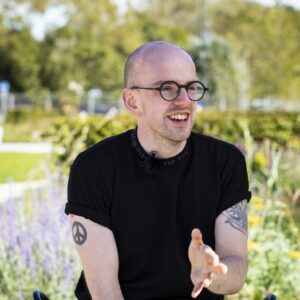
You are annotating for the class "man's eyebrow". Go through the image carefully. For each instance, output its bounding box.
[152,80,166,86]
[152,79,197,86]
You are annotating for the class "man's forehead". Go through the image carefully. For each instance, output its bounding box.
[126,42,196,86]
[140,46,190,63]
[144,50,195,74]
[138,49,195,76]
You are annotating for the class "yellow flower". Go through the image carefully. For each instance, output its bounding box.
[250,203,265,211]
[248,242,260,251]
[254,152,267,168]
[251,195,264,204]
[248,213,263,227]
[286,250,300,260]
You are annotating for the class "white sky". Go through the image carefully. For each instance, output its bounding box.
[254,0,300,8]
[29,0,300,40]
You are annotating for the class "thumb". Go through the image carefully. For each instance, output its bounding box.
[191,228,203,247]
[191,282,204,298]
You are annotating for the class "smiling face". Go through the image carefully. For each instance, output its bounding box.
[124,43,197,149]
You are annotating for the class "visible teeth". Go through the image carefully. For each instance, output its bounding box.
[169,114,188,120]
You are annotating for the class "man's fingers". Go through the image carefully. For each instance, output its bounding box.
[203,248,228,274]
[209,261,228,275]
[216,262,228,274]
[191,274,213,298]
[191,228,203,246]
[202,274,212,287]
[205,248,219,267]
[191,281,204,298]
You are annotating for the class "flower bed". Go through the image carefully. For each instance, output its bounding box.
[0,174,81,300]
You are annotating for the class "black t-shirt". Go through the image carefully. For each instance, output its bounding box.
[65,129,251,300]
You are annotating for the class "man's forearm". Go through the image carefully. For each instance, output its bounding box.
[92,292,124,300]
[89,286,124,300]
[84,271,124,300]
[207,255,248,295]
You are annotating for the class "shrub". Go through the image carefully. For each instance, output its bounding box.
[242,196,300,299]
[42,110,300,168]
[3,108,62,142]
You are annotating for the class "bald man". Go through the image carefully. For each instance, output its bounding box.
[66,41,251,300]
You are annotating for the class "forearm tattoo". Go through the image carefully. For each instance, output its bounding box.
[222,200,248,235]
[72,221,88,245]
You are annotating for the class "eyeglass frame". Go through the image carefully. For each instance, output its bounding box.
[130,80,209,101]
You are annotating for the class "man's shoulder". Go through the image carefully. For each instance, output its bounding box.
[191,132,245,159]
[72,129,132,168]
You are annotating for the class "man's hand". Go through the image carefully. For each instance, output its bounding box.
[188,228,228,298]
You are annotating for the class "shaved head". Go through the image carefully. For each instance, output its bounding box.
[124,41,195,88]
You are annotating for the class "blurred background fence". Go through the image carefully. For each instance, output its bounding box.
[1,91,300,120]
[0,91,120,116]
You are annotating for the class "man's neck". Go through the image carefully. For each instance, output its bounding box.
[137,127,187,159]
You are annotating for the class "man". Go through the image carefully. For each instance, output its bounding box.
[65,41,251,300]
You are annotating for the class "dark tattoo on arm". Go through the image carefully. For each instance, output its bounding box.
[222,200,248,235]
[72,221,88,245]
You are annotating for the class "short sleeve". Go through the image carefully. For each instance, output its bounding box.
[65,159,112,230]
[217,153,251,216]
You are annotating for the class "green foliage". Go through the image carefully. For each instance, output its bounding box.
[244,197,300,299]
[39,0,121,92]
[41,111,136,168]
[5,108,50,123]
[226,196,300,300]
[1,0,300,104]
[132,11,189,46]
[194,110,300,148]
[226,128,300,299]
[42,110,300,168]
[0,27,41,92]
[188,37,243,108]
[3,108,62,142]
[37,0,190,96]
[145,0,211,36]
[210,0,300,100]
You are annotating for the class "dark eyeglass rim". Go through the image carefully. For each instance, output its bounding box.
[130,80,209,101]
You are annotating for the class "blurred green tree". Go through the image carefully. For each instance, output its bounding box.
[0,26,41,91]
[210,0,300,101]
[1,0,300,105]
[39,0,189,93]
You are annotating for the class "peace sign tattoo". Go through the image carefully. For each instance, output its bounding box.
[72,221,87,245]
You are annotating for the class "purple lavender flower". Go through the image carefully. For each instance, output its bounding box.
[1,170,80,299]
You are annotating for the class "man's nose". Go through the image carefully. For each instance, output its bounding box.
[174,87,191,105]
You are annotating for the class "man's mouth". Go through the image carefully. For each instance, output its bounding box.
[167,113,188,121]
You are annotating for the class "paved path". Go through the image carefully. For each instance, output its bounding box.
[0,142,52,153]
[0,179,49,203]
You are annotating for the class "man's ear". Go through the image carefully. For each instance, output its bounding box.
[122,89,142,116]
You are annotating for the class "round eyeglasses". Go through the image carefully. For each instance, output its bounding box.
[130,80,209,101]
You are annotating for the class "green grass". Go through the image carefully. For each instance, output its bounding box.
[0,153,48,183]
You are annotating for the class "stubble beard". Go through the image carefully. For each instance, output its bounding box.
[155,119,193,145]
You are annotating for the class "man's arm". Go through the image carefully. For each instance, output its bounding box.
[207,199,248,294]
[189,200,248,297]
[70,214,124,300]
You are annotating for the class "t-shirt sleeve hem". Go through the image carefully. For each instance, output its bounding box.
[65,203,112,230]
[217,190,251,216]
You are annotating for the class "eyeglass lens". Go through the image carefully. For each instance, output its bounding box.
[160,82,205,101]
